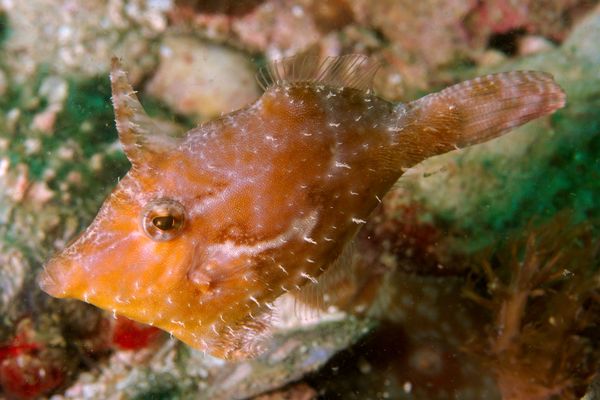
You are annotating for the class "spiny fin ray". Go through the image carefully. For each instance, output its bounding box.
[110,57,178,166]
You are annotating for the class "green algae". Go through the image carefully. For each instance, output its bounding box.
[0,70,129,208]
[0,12,9,46]
[401,11,600,255]
[131,381,183,400]
[405,118,600,255]
[462,116,600,237]
[0,70,129,336]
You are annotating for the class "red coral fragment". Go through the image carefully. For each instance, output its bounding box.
[0,355,64,400]
[111,315,163,351]
[0,319,64,399]
[0,343,39,361]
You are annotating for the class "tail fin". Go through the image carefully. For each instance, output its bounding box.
[396,71,566,166]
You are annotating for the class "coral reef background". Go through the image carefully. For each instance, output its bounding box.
[0,0,598,399]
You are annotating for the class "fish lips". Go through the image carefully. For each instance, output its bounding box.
[38,255,74,298]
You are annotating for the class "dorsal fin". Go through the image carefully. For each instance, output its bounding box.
[110,57,179,166]
[257,54,380,92]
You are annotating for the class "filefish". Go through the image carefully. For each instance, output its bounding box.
[38,55,565,359]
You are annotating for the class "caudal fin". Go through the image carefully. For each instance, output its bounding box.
[397,71,566,166]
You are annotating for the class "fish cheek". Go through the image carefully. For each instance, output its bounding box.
[85,236,196,326]
[120,240,189,291]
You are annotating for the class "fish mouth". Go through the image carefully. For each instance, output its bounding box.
[37,258,70,298]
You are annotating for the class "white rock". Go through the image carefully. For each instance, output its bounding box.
[146,36,261,121]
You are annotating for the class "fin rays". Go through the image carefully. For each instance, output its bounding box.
[395,70,566,167]
[257,54,380,92]
[210,308,274,360]
[292,240,357,318]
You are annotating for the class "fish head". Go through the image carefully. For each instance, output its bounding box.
[37,59,279,355]
[39,153,211,329]
[38,120,323,356]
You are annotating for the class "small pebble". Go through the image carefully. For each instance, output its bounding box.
[146,36,260,120]
[518,35,556,56]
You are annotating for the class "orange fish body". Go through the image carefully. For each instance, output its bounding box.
[39,55,565,359]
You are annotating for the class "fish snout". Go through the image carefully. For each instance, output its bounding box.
[38,253,81,299]
[38,264,64,298]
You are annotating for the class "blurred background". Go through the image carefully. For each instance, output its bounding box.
[0,0,599,399]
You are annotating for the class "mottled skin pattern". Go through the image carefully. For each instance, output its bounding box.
[39,56,565,359]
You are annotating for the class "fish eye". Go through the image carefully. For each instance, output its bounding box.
[141,198,185,241]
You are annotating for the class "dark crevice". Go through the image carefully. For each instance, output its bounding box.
[487,28,527,56]
[175,0,266,16]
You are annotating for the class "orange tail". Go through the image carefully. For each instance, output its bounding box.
[396,71,566,167]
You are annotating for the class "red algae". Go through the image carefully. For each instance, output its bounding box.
[464,215,600,399]
[0,355,64,400]
[0,319,64,399]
